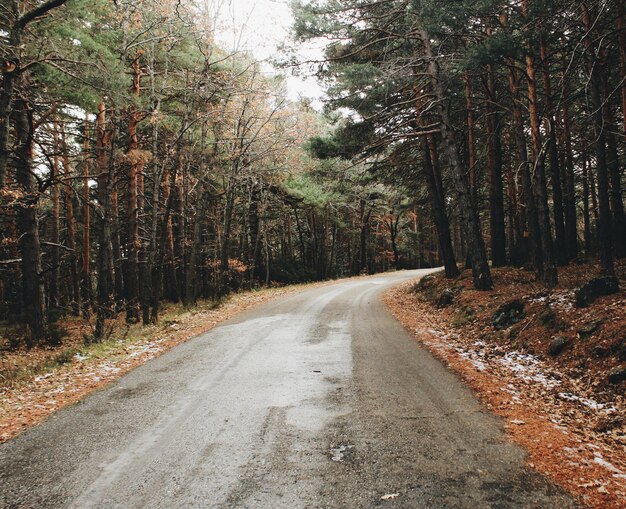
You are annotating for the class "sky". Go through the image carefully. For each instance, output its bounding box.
[210,0,325,104]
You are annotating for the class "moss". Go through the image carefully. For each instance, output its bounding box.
[538,308,556,328]
[452,306,475,327]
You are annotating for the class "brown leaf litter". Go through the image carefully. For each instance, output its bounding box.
[384,261,626,509]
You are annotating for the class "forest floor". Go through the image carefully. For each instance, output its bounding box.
[384,260,626,509]
[0,281,336,444]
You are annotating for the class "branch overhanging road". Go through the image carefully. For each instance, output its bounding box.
[1,269,577,508]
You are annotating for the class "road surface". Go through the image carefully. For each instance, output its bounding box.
[0,269,576,508]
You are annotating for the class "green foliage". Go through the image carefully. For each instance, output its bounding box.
[283,173,342,209]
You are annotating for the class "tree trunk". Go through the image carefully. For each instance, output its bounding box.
[248,182,264,283]
[81,118,92,313]
[603,99,626,257]
[582,2,615,276]
[173,162,186,299]
[582,154,593,256]
[50,122,61,308]
[464,74,477,203]
[221,168,237,273]
[419,133,460,278]
[617,0,626,139]
[560,69,579,261]
[484,65,506,267]
[540,36,567,265]
[124,52,142,323]
[184,194,206,306]
[14,98,47,344]
[419,29,492,290]
[359,199,370,274]
[0,3,20,190]
[60,123,81,314]
[162,159,178,301]
[522,0,558,286]
[94,102,113,341]
[500,12,540,270]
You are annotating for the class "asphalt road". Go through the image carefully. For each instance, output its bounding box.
[0,269,577,508]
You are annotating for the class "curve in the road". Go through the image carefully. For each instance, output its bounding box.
[0,269,577,508]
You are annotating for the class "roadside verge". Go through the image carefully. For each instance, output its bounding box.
[383,266,625,509]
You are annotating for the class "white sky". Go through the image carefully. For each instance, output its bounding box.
[209,0,325,104]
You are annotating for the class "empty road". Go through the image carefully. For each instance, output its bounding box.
[0,269,576,508]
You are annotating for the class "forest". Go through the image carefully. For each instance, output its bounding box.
[0,0,624,347]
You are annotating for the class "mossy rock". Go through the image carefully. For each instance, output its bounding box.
[608,366,626,384]
[436,289,454,308]
[577,319,604,339]
[452,306,475,327]
[575,276,619,307]
[548,336,569,356]
[539,308,556,328]
[492,299,525,330]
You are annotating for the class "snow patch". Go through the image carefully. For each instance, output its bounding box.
[557,392,617,413]
[593,452,626,478]
[128,344,163,358]
[497,352,561,388]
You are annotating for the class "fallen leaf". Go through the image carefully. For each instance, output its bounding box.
[381,493,399,501]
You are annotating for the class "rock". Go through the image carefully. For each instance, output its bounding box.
[538,308,556,328]
[492,299,525,330]
[436,289,454,308]
[608,366,626,384]
[549,336,569,356]
[414,274,436,291]
[616,340,626,362]
[577,319,604,339]
[592,345,609,358]
[575,276,619,307]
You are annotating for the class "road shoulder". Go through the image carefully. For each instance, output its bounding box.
[383,268,626,509]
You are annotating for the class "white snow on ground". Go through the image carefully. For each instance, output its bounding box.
[557,392,617,413]
[549,291,575,311]
[456,341,489,371]
[83,362,122,382]
[415,327,618,417]
[128,342,164,358]
[528,291,574,311]
[593,452,626,478]
[497,352,561,388]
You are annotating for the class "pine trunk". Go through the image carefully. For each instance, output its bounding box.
[617,0,626,139]
[94,102,113,341]
[522,0,558,286]
[50,122,61,307]
[419,131,459,278]
[582,3,615,276]
[125,51,142,323]
[15,98,47,344]
[540,37,568,266]
[500,12,539,269]
[419,29,492,290]
[485,65,506,267]
[81,119,91,311]
[560,71,579,261]
[60,123,81,314]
